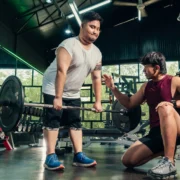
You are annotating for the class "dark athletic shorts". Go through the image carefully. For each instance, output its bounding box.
[139,126,180,154]
[43,93,82,129]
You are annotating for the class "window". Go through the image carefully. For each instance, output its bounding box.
[120,64,138,76]
[0,69,15,85]
[166,61,179,76]
[17,69,32,86]
[33,71,43,86]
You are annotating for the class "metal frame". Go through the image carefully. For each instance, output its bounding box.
[15,0,92,35]
[16,0,67,35]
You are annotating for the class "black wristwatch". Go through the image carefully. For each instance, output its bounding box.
[171,100,177,108]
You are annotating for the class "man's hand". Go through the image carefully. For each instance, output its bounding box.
[93,101,103,113]
[155,101,173,111]
[53,97,63,110]
[102,74,115,90]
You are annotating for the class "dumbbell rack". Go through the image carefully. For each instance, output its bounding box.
[8,106,44,148]
[19,106,44,148]
[17,106,44,133]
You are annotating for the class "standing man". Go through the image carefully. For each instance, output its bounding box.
[103,52,180,179]
[42,11,103,170]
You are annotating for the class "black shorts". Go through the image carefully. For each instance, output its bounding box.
[43,93,82,129]
[139,126,180,154]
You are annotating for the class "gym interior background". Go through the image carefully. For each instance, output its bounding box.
[0,0,180,180]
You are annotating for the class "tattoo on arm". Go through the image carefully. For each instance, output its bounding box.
[94,63,102,71]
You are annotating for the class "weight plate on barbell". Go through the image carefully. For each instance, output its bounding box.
[0,76,24,132]
[112,99,141,132]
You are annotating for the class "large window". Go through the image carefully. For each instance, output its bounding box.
[102,65,119,83]
[120,64,138,76]
[17,69,33,86]
[24,87,42,103]
[33,71,43,86]
[0,69,15,85]
[139,64,147,82]
[166,61,179,75]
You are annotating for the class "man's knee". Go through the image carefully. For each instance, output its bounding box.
[69,121,82,130]
[157,104,174,118]
[43,127,59,131]
[121,153,137,168]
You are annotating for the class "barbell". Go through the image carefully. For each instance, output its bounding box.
[0,75,142,133]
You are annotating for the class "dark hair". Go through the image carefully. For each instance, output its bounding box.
[140,52,167,74]
[82,11,103,25]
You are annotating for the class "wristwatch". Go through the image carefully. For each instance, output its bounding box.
[171,100,177,108]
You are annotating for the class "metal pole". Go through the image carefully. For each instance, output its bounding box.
[24,102,126,114]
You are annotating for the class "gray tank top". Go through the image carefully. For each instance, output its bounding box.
[42,36,102,98]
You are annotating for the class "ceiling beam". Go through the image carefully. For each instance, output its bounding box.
[38,0,59,28]
[16,0,65,19]
[18,17,64,35]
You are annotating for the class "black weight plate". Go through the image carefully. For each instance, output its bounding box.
[0,76,24,132]
[112,99,141,132]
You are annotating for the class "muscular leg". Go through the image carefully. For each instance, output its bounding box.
[69,129,82,153]
[43,94,62,155]
[157,105,180,163]
[43,128,64,170]
[70,128,97,167]
[43,129,59,155]
[121,140,163,168]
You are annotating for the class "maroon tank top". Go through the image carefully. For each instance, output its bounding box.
[144,75,173,128]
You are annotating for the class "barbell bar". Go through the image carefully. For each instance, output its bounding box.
[24,102,128,114]
[0,97,128,114]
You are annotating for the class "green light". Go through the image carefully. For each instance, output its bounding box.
[0,44,43,75]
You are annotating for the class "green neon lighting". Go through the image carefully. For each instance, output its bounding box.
[0,44,43,75]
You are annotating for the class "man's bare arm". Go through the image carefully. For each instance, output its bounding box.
[91,62,102,103]
[55,47,72,98]
[172,76,180,108]
[102,74,147,109]
[110,83,147,109]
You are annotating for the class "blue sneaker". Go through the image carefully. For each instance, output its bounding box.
[73,152,97,167]
[44,153,65,170]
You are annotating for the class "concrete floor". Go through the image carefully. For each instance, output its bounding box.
[0,143,179,180]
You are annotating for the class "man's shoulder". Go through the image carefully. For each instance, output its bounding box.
[166,74,173,78]
[61,36,77,44]
[92,43,101,54]
[172,75,180,83]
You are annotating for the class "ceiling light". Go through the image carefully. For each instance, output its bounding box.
[68,0,82,26]
[46,0,52,3]
[67,0,112,19]
[138,10,141,21]
[65,29,71,34]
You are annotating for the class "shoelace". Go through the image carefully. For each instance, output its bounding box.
[153,158,168,169]
[53,154,59,161]
[79,153,87,160]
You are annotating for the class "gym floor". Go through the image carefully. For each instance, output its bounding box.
[0,144,180,180]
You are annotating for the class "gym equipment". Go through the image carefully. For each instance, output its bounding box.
[0,76,24,132]
[112,99,141,132]
[55,119,149,154]
[0,75,142,133]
